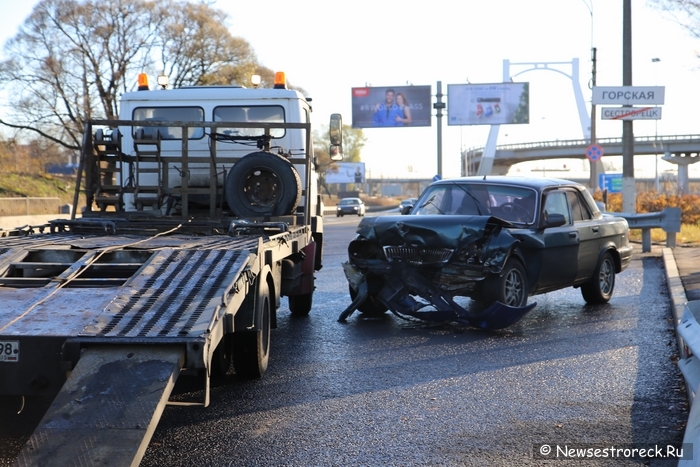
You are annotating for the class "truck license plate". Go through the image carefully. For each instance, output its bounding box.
[0,341,19,362]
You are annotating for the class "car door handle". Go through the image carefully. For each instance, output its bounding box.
[592,226,599,233]
[569,232,578,239]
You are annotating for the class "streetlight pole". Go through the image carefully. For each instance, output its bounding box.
[652,57,661,192]
[434,81,445,178]
[590,47,598,189]
[581,0,599,190]
[622,0,636,214]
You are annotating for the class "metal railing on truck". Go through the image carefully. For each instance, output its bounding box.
[76,119,313,221]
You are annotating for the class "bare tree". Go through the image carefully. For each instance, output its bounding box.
[159,1,256,88]
[649,0,700,41]
[0,0,165,149]
[0,0,260,150]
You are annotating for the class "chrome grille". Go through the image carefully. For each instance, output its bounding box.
[383,246,453,265]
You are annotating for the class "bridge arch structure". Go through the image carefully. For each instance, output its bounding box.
[475,59,592,177]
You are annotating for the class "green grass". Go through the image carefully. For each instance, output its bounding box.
[0,173,77,204]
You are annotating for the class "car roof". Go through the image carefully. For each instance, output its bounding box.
[430,175,583,192]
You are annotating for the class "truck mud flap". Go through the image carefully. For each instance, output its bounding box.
[14,345,183,467]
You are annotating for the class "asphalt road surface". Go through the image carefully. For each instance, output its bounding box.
[0,212,689,466]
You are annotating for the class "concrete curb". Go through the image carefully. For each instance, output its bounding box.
[664,247,690,358]
[663,247,700,466]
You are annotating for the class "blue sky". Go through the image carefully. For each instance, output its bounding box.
[2,0,699,178]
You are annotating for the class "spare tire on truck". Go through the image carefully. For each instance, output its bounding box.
[225,151,302,217]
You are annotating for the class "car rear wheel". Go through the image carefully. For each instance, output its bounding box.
[581,252,615,304]
[349,285,388,317]
[481,258,528,307]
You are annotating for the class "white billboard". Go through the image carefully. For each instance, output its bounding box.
[325,162,365,184]
[447,82,529,126]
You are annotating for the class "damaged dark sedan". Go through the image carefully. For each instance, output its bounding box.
[339,176,633,329]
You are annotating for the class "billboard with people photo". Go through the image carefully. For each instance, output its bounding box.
[447,83,529,126]
[351,85,431,128]
[325,162,366,184]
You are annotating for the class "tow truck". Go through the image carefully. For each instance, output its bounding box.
[0,71,343,466]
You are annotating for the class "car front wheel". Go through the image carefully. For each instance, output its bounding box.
[349,285,388,317]
[581,252,616,304]
[481,258,528,307]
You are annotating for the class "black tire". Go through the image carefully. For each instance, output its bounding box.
[225,151,301,217]
[581,252,616,304]
[349,284,388,317]
[232,280,271,378]
[481,257,528,307]
[289,293,313,316]
[210,335,232,378]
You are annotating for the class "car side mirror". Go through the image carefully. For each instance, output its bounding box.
[544,212,567,228]
[400,205,412,215]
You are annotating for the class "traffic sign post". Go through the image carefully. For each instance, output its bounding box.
[592,86,665,105]
[601,106,661,120]
[586,144,604,162]
[598,173,622,193]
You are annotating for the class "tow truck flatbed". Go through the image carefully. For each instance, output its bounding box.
[1,79,345,465]
[0,218,311,466]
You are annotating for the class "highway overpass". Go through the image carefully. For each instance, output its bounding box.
[463,134,700,177]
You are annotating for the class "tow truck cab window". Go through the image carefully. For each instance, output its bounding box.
[213,105,285,138]
[133,107,205,139]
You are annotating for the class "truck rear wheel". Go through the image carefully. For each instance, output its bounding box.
[233,280,271,378]
[288,293,313,316]
[225,151,301,217]
[210,335,232,378]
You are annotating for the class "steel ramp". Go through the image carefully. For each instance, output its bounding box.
[14,345,183,467]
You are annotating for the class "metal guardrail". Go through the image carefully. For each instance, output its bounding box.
[675,301,700,466]
[616,207,681,253]
[0,197,63,216]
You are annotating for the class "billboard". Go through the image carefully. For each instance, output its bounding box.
[447,83,529,126]
[351,85,432,128]
[325,162,365,184]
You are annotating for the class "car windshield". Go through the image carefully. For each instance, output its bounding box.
[412,183,537,223]
[340,199,360,206]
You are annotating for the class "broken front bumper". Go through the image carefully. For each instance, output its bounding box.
[339,262,535,330]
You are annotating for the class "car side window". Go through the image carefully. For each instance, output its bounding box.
[567,191,592,222]
[543,192,571,225]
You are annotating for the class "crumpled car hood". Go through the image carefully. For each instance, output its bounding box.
[340,214,535,329]
[355,214,512,248]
